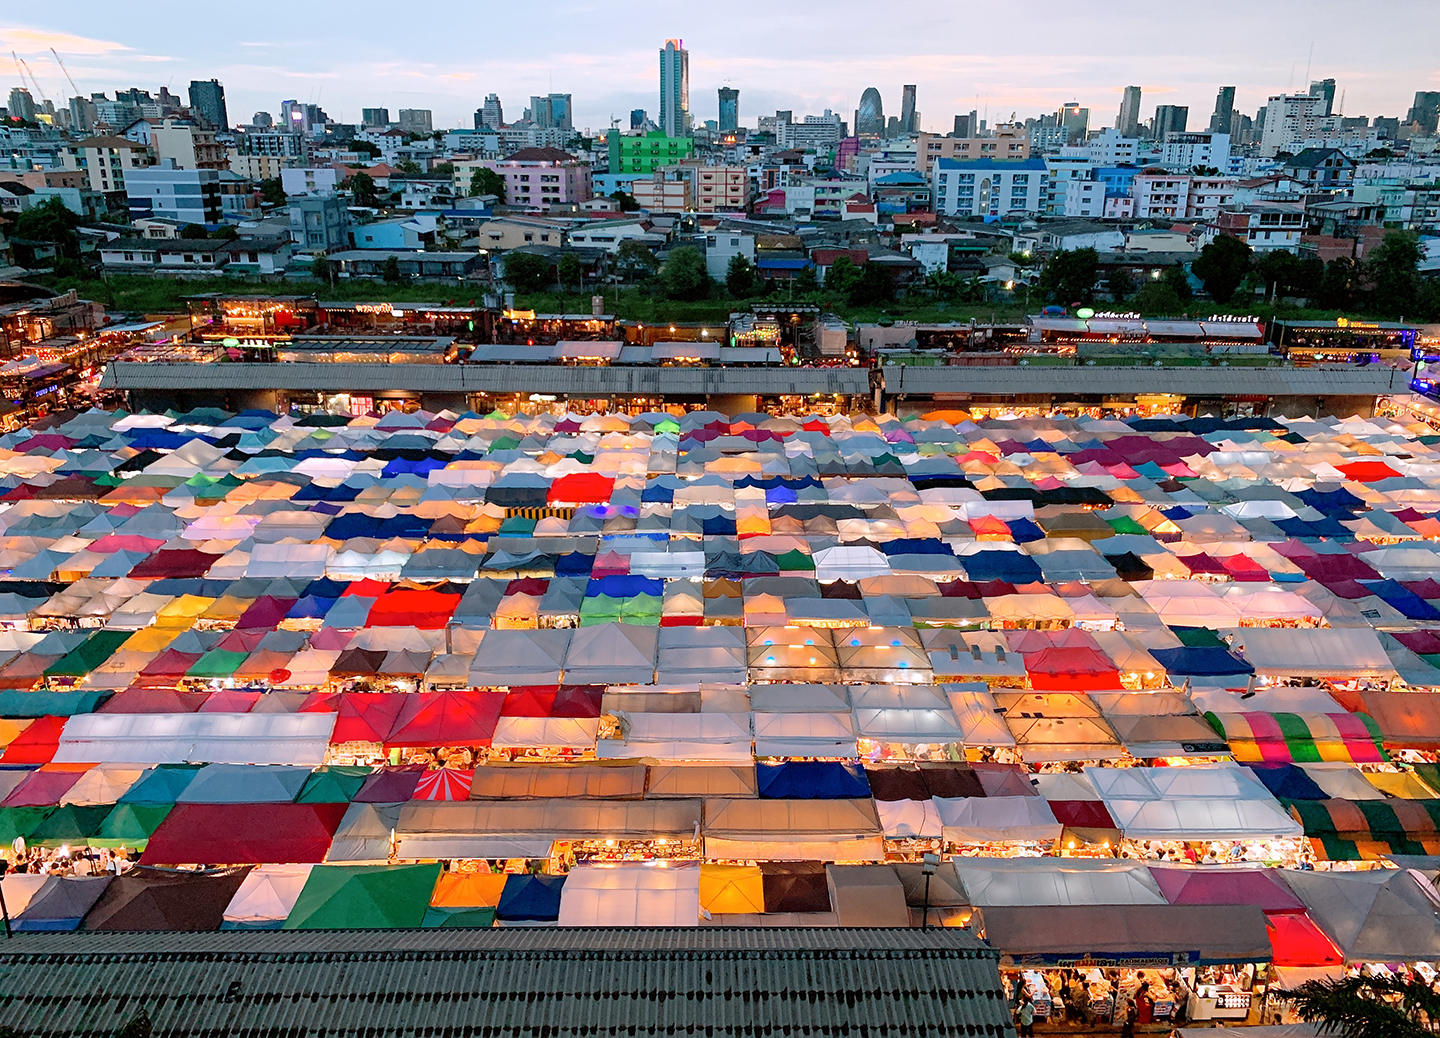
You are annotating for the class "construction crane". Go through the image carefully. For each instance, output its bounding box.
[50,48,81,100]
[10,52,49,106]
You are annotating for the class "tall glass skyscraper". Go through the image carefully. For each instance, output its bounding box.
[188,79,229,130]
[659,39,690,137]
[718,87,739,133]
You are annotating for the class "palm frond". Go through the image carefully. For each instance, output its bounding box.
[1282,976,1438,1038]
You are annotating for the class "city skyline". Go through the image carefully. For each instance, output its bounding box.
[4,0,1437,132]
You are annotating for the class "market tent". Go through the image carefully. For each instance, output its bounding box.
[81,865,251,931]
[825,864,909,926]
[384,691,504,747]
[496,874,566,922]
[751,710,857,758]
[655,626,746,685]
[561,623,658,685]
[933,797,1063,844]
[54,712,336,766]
[1264,910,1346,967]
[955,857,1165,906]
[13,876,113,931]
[698,864,765,915]
[597,712,753,762]
[222,863,315,929]
[850,684,964,744]
[468,629,572,686]
[975,903,1273,965]
[140,802,348,864]
[1227,628,1398,680]
[556,864,701,926]
[323,802,403,863]
[394,799,702,859]
[645,765,757,799]
[756,762,870,800]
[702,798,885,861]
[1149,866,1305,911]
[1354,692,1440,751]
[1282,868,1440,963]
[465,763,647,800]
[283,862,442,929]
[1084,763,1304,841]
[993,692,1123,761]
[1206,712,1388,764]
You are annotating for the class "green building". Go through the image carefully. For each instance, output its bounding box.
[609,131,695,174]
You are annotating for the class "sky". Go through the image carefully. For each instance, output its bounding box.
[5,1,1438,134]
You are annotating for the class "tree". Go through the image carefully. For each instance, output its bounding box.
[14,197,82,257]
[310,255,332,284]
[793,265,819,294]
[557,252,583,290]
[1365,230,1425,318]
[1163,262,1193,303]
[1317,257,1356,309]
[395,159,422,176]
[349,172,378,207]
[211,225,239,240]
[351,140,380,158]
[1287,974,1440,1038]
[382,255,402,283]
[614,240,659,280]
[258,178,285,206]
[431,162,454,178]
[824,256,862,297]
[469,168,506,201]
[1190,165,1221,176]
[610,190,640,212]
[660,245,712,301]
[1038,247,1100,305]
[1106,268,1136,302]
[725,254,757,298]
[1191,235,1252,302]
[848,262,895,306]
[1255,249,1322,300]
[179,223,209,239]
[1131,278,1184,316]
[503,251,553,294]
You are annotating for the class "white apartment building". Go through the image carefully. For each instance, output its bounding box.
[1086,128,1143,166]
[1161,132,1231,172]
[1063,179,1107,217]
[631,170,693,213]
[1043,154,1092,215]
[64,135,153,193]
[280,168,340,197]
[1133,172,1237,220]
[1260,95,1326,157]
[694,166,748,212]
[699,231,756,279]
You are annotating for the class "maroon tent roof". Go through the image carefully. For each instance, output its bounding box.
[140,803,349,865]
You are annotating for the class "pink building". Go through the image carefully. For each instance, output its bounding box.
[484,147,591,208]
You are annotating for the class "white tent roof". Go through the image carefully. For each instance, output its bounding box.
[490,716,601,750]
[955,857,1166,906]
[752,711,857,758]
[556,864,701,927]
[1226,627,1398,679]
[563,623,658,685]
[54,711,336,766]
[223,863,315,923]
[246,543,333,580]
[876,799,942,838]
[933,795,1063,844]
[468,629,572,686]
[655,626,746,685]
[702,798,884,861]
[1084,762,1303,840]
[597,712,753,762]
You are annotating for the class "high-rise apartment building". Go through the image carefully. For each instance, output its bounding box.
[527,94,572,131]
[630,109,647,130]
[7,88,36,123]
[187,80,229,130]
[1152,105,1188,140]
[717,87,739,134]
[397,109,433,135]
[1117,86,1142,137]
[1259,93,1325,156]
[1407,91,1440,135]
[1309,78,1337,117]
[659,39,690,137]
[900,85,918,133]
[361,108,390,128]
[1209,86,1235,134]
[1057,102,1089,142]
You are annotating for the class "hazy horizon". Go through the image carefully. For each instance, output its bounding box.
[6,0,1438,133]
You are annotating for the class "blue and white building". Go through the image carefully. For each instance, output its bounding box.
[932,158,1047,219]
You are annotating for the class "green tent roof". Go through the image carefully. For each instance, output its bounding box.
[90,803,173,849]
[44,630,132,679]
[295,766,372,804]
[0,806,54,843]
[186,649,251,679]
[119,765,205,805]
[27,804,113,848]
[284,863,442,930]
[422,905,496,928]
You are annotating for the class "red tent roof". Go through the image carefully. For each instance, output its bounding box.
[501,688,556,718]
[1149,866,1305,911]
[1,765,88,807]
[385,690,504,747]
[1265,909,1345,967]
[140,802,348,865]
[304,691,408,744]
[547,473,615,505]
[1337,461,1401,483]
[0,715,66,764]
[1047,800,1117,831]
[551,685,604,718]
[98,689,210,714]
[365,588,462,629]
[1022,647,1121,691]
[126,548,219,579]
[411,768,474,801]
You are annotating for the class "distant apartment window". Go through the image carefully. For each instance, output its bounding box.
[184,254,195,262]
[123,252,134,261]
[524,234,533,241]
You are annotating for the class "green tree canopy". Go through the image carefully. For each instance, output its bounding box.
[614,240,659,280]
[310,255,332,284]
[179,223,209,239]
[504,251,553,294]
[1163,262,1193,303]
[725,254,757,298]
[610,190,640,212]
[14,197,82,257]
[1106,267,1136,302]
[825,256,862,297]
[660,245,712,301]
[469,168,506,201]
[348,171,378,207]
[381,255,402,283]
[1365,230,1424,318]
[557,252,583,290]
[792,265,819,294]
[258,178,286,206]
[848,262,895,306]
[1317,257,1356,310]
[1038,247,1099,305]
[1191,234,1251,303]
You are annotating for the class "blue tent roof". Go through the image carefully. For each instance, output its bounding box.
[1150,646,1254,677]
[496,874,565,922]
[1246,764,1329,801]
[757,761,871,800]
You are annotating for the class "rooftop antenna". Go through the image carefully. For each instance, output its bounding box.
[1303,42,1313,90]
[50,49,81,99]
[1337,89,1345,116]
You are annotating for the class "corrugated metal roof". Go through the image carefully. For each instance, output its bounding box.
[882,364,1408,397]
[102,362,871,397]
[0,927,1014,1037]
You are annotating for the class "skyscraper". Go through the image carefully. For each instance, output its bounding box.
[953,110,978,138]
[7,88,35,123]
[361,108,390,128]
[478,94,503,130]
[1407,91,1440,135]
[1209,86,1235,134]
[1057,102,1089,142]
[659,39,690,137]
[854,88,885,137]
[1309,78,1337,117]
[630,109,647,130]
[1152,104,1188,140]
[1117,86,1142,137]
[717,87,739,134]
[187,79,229,130]
[528,94,572,131]
[900,85,918,133]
